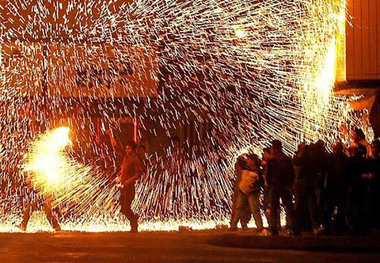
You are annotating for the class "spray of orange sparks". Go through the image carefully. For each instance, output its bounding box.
[0,0,365,232]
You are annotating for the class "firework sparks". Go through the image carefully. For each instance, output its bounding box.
[0,0,362,232]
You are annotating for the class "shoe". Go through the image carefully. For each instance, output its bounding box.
[18,224,26,232]
[258,229,268,236]
[253,228,264,232]
[53,225,62,232]
[229,226,238,231]
[313,226,324,235]
[270,229,279,236]
[130,221,138,233]
[241,224,249,230]
[130,227,138,233]
[288,230,300,236]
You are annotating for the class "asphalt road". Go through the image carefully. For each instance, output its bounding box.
[0,230,379,262]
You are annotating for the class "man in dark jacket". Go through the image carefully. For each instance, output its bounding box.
[267,140,298,236]
[294,143,323,234]
[347,145,369,235]
[325,141,349,234]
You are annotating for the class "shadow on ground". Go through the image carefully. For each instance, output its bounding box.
[208,229,380,252]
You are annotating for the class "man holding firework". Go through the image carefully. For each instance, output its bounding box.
[108,131,143,233]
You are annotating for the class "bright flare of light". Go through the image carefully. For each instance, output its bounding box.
[235,28,246,39]
[335,0,347,82]
[317,38,336,103]
[52,127,71,148]
[24,127,72,194]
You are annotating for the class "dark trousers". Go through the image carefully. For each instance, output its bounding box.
[324,187,347,233]
[263,185,282,228]
[348,189,369,234]
[295,183,320,229]
[120,186,138,225]
[21,199,60,229]
[269,185,298,234]
[231,190,263,230]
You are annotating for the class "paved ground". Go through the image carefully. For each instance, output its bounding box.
[0,229,379,262]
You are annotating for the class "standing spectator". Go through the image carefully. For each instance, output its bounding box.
[351,128,371,158]
[347,145,369,235]
[294,143,323,234]
[367,140,380,228]
[325,141,349,234]
[266,140,299,236]
[230,154,264,233]
[313,140,329,229]
[230,155,251,229]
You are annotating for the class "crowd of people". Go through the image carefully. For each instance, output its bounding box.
[231,128,380,236]
[9,124,379,235]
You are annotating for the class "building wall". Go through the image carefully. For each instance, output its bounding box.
[0,42,158,98]
[346,0,380,80]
